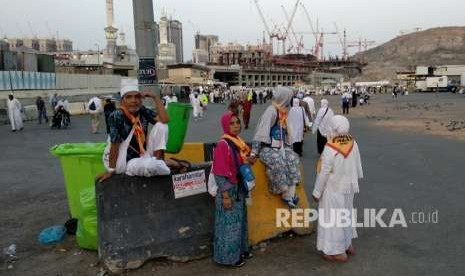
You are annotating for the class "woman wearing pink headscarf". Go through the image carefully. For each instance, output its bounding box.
[212,112,256,267]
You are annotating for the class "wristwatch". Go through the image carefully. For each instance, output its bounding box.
[107,168,116,173]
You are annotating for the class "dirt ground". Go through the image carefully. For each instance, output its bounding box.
[1,94,465,276]
[347,92,465,141]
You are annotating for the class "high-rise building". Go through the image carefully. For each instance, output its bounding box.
[169,20,183,63]
[23,38,40,51]
[8,39,24,51]
[158,16,183,64]
[193,34,218,64]
[192,49,208,64]
[8,37,72,53]
[157,16,177,67]
[56,39,73,52]
[38,39,57,52]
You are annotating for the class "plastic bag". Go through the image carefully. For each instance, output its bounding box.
[76,187,98,250]
[38,226,66,245]
[207,170,218,197]
[126,155,171,177]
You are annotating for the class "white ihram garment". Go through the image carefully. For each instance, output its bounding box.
[288,102,309,144]
[103,123,170,177]
[192,98,202,118]
[302,96,316,117]
[7,98,23,131]
[313,140,363,255]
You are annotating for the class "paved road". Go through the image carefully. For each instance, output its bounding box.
[1,94,464,275]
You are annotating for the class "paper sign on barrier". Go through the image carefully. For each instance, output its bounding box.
[172,170,207,199]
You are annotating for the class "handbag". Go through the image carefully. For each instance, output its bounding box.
[226,140,256,193]
[270,111,287,148]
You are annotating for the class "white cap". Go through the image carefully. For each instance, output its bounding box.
[120,78,139,98]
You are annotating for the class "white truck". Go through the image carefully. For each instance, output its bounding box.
[417,76,448,92]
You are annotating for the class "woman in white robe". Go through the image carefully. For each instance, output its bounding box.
[313,115,363,263]
[7,94,24,132]
[312,99,334,154]
[288,98,309,156]
[191,94,202,120]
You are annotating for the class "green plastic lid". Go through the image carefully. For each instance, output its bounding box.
[50,143,106,157]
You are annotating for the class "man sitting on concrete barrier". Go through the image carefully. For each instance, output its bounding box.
[99,79,182,182]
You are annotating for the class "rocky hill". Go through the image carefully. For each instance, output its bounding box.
[353,26,465,81]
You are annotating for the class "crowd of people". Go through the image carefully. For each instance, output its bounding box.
[7,80,364,268]
[6,92,73,132]
[210,86,363,266]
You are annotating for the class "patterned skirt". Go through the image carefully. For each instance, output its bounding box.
[213,186,249,265]
[259,146,301,194]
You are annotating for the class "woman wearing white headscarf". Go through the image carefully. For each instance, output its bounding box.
[288,98,310,157]
[251,87,302,208]
[313,115,363,263]
[312,99,334,154]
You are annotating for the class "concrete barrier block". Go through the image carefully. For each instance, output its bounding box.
[97,164,214,274]
[247,162,312,245]
[68,102,87,115]
[165,143,206,164]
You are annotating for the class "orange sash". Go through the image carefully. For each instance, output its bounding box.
[326,135,354,158]
[316,135,354,173]
[120,106,146,156]
[272,103,288,129]
[222,134,251,163]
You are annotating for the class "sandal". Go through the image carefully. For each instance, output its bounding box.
[292,196,300,206]
[322,253,348,263]
[346,245,356,256]
[168,158,191,174]
[242,251,253,260]
[282,198,297,209]
[231,258,245,268]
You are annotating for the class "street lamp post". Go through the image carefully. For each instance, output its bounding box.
[94,43,100,74]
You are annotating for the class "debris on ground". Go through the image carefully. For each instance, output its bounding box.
[38,225,67,246]
[446,120,465,131]
[2,244,17,263]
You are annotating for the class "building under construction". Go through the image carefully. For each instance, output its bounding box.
[208,41,365,87]
[202,0,369,87]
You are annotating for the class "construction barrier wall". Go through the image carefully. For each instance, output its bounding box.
[0,71,121,91]
[97,142,312,273]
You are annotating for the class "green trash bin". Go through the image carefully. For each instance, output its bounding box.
[50,143,106,219]
[166,102,192,154]
[76,187,98,251]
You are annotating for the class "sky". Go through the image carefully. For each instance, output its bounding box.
[0,0,464,60]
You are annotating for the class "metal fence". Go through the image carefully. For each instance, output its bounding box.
[0,71,121,91]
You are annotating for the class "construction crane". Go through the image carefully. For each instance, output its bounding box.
[45,21,55,39]
[254,0,300,55]
[16,23,25,37]
[27,21,37,38]
[314,29,336,61]
[187,20,200,35]
[399,27,422,36]
[253,0,277,48]
[333,22,348,60]
[281,5,304,54]
[300,3,318,50]
[346,38,376,53]
[280,0,300,55]
[345,38,376,62]
[299,3,337,60]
